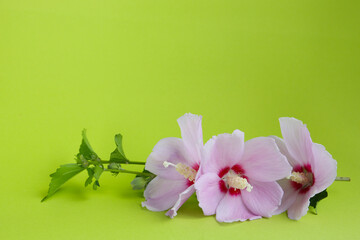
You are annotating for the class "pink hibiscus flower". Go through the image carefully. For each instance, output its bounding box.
[195,130,292,222]
[142,113,203,218]
[272,117,337,220]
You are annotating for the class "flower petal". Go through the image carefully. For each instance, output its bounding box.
[242,180,283,217]
[312,143,337,193]
[202,130,245,175]
[287,192,311,220]
[142,177,188,211]
[241,137,292,182]
[195,173,225,216]
[273,178,298,215]
[215,193,261,222]
[270,135,298,167]
[177,113,203,165]
[145,137,192,180]
[279,117,314,166]
[165,185,195,218]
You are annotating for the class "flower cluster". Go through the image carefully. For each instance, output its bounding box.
[142,113,337,222]
[43,113,342,223]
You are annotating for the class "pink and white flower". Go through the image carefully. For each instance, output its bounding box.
[142,113,203,218]
[195,130,292,222]
[272,117,337,220]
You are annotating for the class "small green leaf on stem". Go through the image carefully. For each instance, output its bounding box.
[85,167,94,187]
[42,163,85,202]
[92,165,103,190]
[309,189,328,214]
[93,180,100,190]
[109,134,129,164]
[76,129,98,163]
[93,165,103,180]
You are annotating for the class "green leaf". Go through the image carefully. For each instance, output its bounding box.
[309,189,328,214]
[85,167,94,187]
[109,134,129,163]
[42,163,85,202]
[93,180,100,190]
[91,165,103,190]
[93,165,103,180]
[76,129,98,163]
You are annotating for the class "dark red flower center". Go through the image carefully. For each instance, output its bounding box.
[186,164,199,186]
[217,164,251,196]
[290,164,315,194]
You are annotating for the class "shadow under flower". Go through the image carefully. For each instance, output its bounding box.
[171,194,206,219]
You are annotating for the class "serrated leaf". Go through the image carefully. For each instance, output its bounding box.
[85,168,94,187]
[76,129,98,162]
[309,189,328,213]
[42,163,85,202]
[109,134,129,163]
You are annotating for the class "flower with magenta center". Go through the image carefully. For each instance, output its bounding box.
[142,113,203,218]
[272,117,337,220]
[195,130,292,222]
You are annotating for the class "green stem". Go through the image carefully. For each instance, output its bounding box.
[105,169,154,177]
[123,161,146,165]
[88,160,146,165]
[335,177,350,181]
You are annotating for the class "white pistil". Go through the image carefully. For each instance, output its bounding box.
[163,161,176,168]
[225,172,253,192]
[290,172,308,184]
[163,161,197,182]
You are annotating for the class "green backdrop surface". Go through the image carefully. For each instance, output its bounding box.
[1,0,359,239]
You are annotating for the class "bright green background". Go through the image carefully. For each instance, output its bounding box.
[1,0,359,239]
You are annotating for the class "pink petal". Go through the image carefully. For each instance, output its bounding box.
[166,185,195,218]
[287,192,312,220]
[273,179,298,215]
[145,137,192,180]
[279,117,314,166]
[241,137,292,182]
[177,113,203,165]
[200,137,215,175]
[242,180,284,217]
[202,130,245,175]
[142,177,188,211]
[312,143,337,193]
[195,173,225,216]
[270,136,298,167]
[215,193,261,222]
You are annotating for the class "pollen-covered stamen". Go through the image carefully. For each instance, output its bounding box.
[225,171,253,192]
[163,161,197,182]
[290,172,308,185]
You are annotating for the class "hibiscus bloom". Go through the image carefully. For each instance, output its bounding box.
[142,113,203,218]
[195,130,292,222]
[272,117,337,220]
